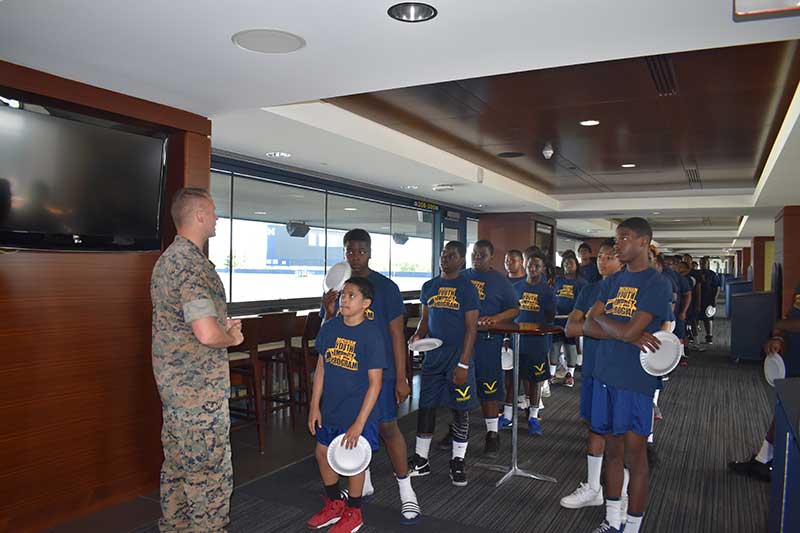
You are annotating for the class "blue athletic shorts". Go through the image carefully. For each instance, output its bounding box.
[674,319,686,340]
[377,376,398,423]
[580,376,594,422]
[590,381,653,437]
[419,346,478,411]
[316,422,380,451]
[520,349,551,383]
[474,335,504,401]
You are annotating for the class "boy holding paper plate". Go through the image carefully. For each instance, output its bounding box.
[307,277,384,532]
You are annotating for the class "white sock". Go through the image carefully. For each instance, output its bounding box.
[396,475,418,513]
[549,364,557,376]
[503,404,513,419]
[415,436,432,459]
[529,407,540,419]
[647,432,654,443]
[587,455,603,492]
[452,440,468,459]
[622,468,630,497]
[755,439,774,464]
[625,514,643,533]
[538,398,544,409]
[653,389,660,406]
[485,417,499,433]
[363,467,374,495]
[605,499,622,529]
[567,366,575,377]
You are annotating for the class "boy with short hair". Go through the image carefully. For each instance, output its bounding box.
[308,278,385,532]
[578,242,601,284]
[551,254,587,387]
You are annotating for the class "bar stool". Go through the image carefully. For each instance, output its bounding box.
[290,312,322,410]
[228,318,265,453]
[257,311,297,427]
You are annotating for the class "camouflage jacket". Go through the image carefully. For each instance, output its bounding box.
[151,235,230,408]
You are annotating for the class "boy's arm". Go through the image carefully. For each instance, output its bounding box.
[565,308,587,338]
[388,315,411,402]
[453,309,479,386]
[342,368,383,449]
[308,355,325,435]
[410,305,430,343]
[583,301,614,340]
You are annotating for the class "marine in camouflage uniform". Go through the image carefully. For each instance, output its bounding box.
[151,235,232,532]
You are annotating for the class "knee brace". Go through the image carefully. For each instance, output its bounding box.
[417,407,437,435]
[450,409,470,443]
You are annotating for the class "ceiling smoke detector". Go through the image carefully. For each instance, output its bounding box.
[232,29,306,54]
[542,143,554,160]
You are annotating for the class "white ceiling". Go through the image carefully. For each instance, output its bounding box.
[2,0,800,256]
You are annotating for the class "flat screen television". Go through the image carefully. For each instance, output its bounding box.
[0,103,166,250]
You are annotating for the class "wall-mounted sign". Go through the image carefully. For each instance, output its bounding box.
[414,200,439,211]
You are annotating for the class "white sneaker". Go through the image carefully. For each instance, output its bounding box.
[541,380,551,398]
[559,482,604,509]
[538,398,544,409]
[517,394,530,410]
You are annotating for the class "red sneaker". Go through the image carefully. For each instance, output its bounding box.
[329,506,363,533]
[307,497,345,530]
[564,373,575,388]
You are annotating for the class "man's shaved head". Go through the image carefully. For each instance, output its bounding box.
[171,188,213,229]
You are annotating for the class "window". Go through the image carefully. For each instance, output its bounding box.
[326,194,391,276]
[209,171,232,299]
[465,218,479,260]
[390,206,433,291]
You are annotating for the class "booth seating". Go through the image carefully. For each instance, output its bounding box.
[770,378,800,532]
[725,279,752,317]
[729,291,775,362]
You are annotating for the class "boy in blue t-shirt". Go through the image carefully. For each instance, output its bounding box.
[560,238,623,510]
[551,254,587,387]
[514,249,556,436]
[502,249,527,413]
[578,242,602,284]
[407,241,480,487]
[307,277,384,533]
[583,218,672,533]
[460,240,519,457]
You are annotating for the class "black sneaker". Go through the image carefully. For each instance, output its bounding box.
[437,430,453,451]
[728,455,772,482]
[705,335,713,344]
[449,458,468,487]
[483,431,500,457]
[408,453,431,477]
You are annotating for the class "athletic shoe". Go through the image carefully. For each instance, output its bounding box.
[307,497,345,529]
[564,372,575,388]
[408,453,431,477]
[728,455,772,482]
[541,380,551,398]
[538,398,544,409]
[329,506,363,533]
[527,417,542,436]
[498,415,513,430]
[400,499,422,525]
[449,458,468,486]
[517,394,530,411]
[590,520,624,532]
[705,335,713,344]
[339,488,373,503]
[437,431,452,451]
[483,431,500,457]
[560,482,604,509]
[653,404,663,421]
[679,356,689,367]
[549,376,564,386]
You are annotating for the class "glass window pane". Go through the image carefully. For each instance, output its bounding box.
[231,176,326,302]
[209,171,232,301]
[326,194,391,276]
[390,206,433,291]
[466,218,479,260]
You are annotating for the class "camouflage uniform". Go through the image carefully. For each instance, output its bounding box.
[151,236,232,532]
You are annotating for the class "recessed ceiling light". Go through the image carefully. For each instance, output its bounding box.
[266,151,291,158]
[653,211,661,215]
[401,185,419,190]
[388,2,438,23]
[432,184,455,192]
[476,204,485,208]
[498,151,525,158]
[253,211,267,215]
[674,219,682,222]
[381,226,390,230]
[232,29,306,54]
[580,120,600,127]
[621,163,636,168]
[344,207,358,211]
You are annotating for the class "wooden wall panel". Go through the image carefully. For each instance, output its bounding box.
[477,213,556,271]
[751,236,774,292]
[775,207,800,316]
[0,61,210,531]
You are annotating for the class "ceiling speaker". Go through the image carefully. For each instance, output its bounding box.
[286,221,310,237]
[392,233,409,245]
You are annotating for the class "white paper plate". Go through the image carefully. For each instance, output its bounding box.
[501,347,514,370]
[324,261,351,291]
[763,352,786,387]
[705,305,717,318]
[640,330,681,377]
[408,337,443,352]
[327,434,372,476]
[666,321,676,333]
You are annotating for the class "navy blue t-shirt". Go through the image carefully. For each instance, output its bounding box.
[515,279,555,355]
[420,274,480,350]
[661,271,678,321]
[508,275,527,290]
[554,276,587,326]
[593,268,672,396]
[697,269,720,305]
[463,268,519,318]
[321,271,405,379]
[579,262,601,284]
[574,280,603,379]
[314,316,386,427]
[785,287,800,378]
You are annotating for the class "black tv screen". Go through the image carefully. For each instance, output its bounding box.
[0,104,165,250]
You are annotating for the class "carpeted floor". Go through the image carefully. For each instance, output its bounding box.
[132,318,774,532]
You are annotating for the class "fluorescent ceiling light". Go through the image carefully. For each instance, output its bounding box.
[344,207,358,211]
[621,163,636,168]
[253,211,267,215]
[580,120,600,127]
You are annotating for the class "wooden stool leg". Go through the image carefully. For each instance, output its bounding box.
[286,352,297,429]
[251,350,265,454]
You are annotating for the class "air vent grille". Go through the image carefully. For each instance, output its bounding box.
[685,168,702,189]
[645,55,679,97]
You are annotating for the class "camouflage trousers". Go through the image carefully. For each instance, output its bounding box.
[158,401,232,533]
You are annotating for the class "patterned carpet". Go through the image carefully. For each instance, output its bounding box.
[133,318,775,532]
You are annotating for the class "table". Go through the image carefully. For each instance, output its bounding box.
[473,321,562,487]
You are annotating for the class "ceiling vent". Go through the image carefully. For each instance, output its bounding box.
[645,55,679,97]
[685,167,702,189]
